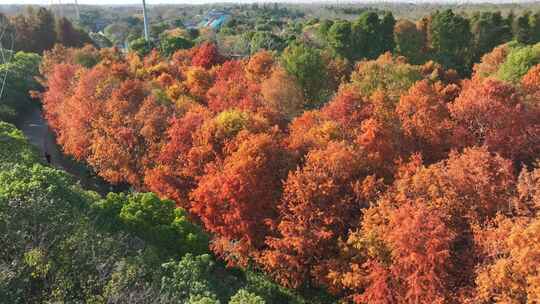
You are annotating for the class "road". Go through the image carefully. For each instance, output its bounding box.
[16,107,119,195]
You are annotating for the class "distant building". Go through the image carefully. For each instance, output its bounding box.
[198,9,231,30]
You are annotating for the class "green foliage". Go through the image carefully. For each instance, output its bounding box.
[160,35,194,57]
[0,123,313,304]
[530,12,540,44]
[129,37,155,57]
[242,271,311,304]
[497,42,540,83]
[350,55,423,100]
[92,192,209,257]
[0,122,39,167]
[249,31,286,54]
[430,9,473,75]
[229,289,266,304]
[514,12,533,44]
[281,43,330,107]
[0,163,104,303]
[470,11,513,60]
[160,254,223,302]
[55,17,93,48]
[71,46,101,68]
[394,20,426,64]
[326,20,354,60]
[324,11,395,62]
[0,51,41,122]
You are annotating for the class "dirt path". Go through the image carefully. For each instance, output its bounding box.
[16,107,119,195]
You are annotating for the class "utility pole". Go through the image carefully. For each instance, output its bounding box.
[74,0,80,21]
[142,0,149,41]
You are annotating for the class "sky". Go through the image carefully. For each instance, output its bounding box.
[2,0,532,5]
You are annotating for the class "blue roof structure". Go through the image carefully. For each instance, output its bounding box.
[198,10,231,30]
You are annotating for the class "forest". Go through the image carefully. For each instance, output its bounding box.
[2,2,540,303]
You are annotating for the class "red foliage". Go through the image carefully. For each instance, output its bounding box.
[38,43,540,303]
[397,80,459,162]
[261,142,370,288]
[191,132,293,266]
[206,60,262,112]
[191,42,223,69]
[450,78,540,165]
[388,202,455,304]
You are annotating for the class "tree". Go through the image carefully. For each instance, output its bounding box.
[191,132,293,265]
[0,122,39,167]
[449,78,540,165]
[129,37,155,57]
[429,9,473,75]
[229,289,265,304]
[160,35,193,57]
[261,142,370,288]
[144,107,212,206]
[0,51,41,122]
[472,43,510,79]
[281,43,330,108]
[380,12,396,54]
[496,42,540,83]
[55,17,92,48]
[349,53,423,101]
[326,20,354,60]
[353,11,395,60]
[470,11,512,62]
[249,31,285,54]
[386,202,456,303]
[206,60,262,113]
[32,7,56,52]
[397,80,458,162]
[192,42,223,69]
[394,19,426,64]
[159,254,222,303]
[514,11,533,44]
[260,67,305,120]
[475,216,540,303]
[93,192,209,256]
[87,80,157,186]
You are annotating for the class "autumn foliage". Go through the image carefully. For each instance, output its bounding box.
[40,43,540,303]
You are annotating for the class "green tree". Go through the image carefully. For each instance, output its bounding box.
[497,42,540,83]
[129,37,155,57]
[326,20,354,60]
[394,19,426,64]
[160,254,222,303]
[32,8,57,53]
[229,289,266,304]
[0,122,39,167]
[530,12,540,44]
[0,51,41,122]
[380,12,396,53]
[514,11,533,44]
[430,9,473,75]
[470,11,513,61]
[92,192,209,256]
[353,11,395,59]
[281,43,330,108]
[160,35,193,57]
[249,31,285,54]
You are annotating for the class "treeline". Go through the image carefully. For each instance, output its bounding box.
[0,7,91,54]
[38,35,540,303]
[314,9,540,75]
